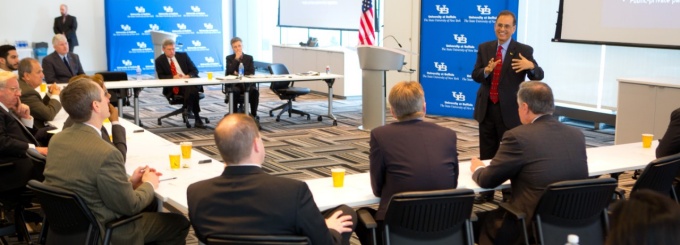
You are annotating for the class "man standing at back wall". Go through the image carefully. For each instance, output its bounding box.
[471,10,544,203]
[53,4,78,52]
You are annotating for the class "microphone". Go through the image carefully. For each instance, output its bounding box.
[383,35,403,48]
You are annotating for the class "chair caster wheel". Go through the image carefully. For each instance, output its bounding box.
[157,119,162,125]
[332,120,338,126]
[276,117,281,122]
[269,112,274,117]
[186,122,192,128]
[306,115,311,120]
[317,116,322,122]
[205,118,210,123]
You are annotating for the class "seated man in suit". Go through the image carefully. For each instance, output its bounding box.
[187,113,356,245]
[0,45,19,72]
[355,81,460,245]
[656,107,680,197]
[18,58,62,129]
[225,37,259,117]
[43,78,190,244]
[42,34,85,84]
[0,71,48,185]
[470,81,588,245]
[154,39,205,128]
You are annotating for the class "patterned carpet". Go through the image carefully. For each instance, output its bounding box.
[4,85,629,244]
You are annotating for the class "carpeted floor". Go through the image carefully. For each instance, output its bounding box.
[4,85,632,244]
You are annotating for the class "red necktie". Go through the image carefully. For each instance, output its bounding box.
[490,45,502,104]
[170,59,179,95]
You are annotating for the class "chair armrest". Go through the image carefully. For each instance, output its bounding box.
[357,209,377,229]
[105,213,143,230]
[498,202,526,221]
[0,162,14,168]
[614,187,626,200]
[26,148,46,163]
[470,212,478,222]
[103,213,144,245]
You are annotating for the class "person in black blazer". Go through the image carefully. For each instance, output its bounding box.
[42,34,85,84]
[471,10,544,203]
[154,39,205,128]
[53,4,78,52]
[187,114,356,245]
[355,81,459,245]
[0,71,48,190]
[657,108,680,159]
[470,81,588,245]
[225,37,259,117]
[472,10,544,161]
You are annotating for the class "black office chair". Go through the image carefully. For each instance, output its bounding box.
[0,162,34,245]
[157,86,209,128]
[615,152,680,202]
[358,188,476,245]
[221,84,246,114]
[500,178,618,245]
[206,234,310,245]
[95,71,132,107]
[26,180,143,245]
[267,64,312,122]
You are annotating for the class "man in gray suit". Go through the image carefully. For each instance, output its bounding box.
[42,34,84,84]
[43,78,189,244]
[18,58,62,129]
[470,81,588,245]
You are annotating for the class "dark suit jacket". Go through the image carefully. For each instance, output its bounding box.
[53,15,78,46]
[187,166,343,245]
[225,54,255,76]
[42,51,85,84]
[472,39,544,128]
[472,115,588,221]
[62,117,127,160]
[44,123,154,244]
[0,107,39,191]
[369,119,459,220]
[154,52,201,97]
[19,79,62,129]
[657,108,680,158]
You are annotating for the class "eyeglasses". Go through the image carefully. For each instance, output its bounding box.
[2,86,20,93]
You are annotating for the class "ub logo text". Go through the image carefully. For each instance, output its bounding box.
[434,62,447,72]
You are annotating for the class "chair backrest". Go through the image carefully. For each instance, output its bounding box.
[96,71,128,82]
[632,152,680,201]
[26,180,101,245]
[268,63,292,91]
[206,234,309,245]
[532,178,618,245]
[97,71,132,106]
[383,188,475,245]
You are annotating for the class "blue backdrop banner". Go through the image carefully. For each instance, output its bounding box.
[419,1,518,118]
[105,0,223,75]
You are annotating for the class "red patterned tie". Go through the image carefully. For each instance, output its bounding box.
[490,45,502,104]
[170,59,179,95]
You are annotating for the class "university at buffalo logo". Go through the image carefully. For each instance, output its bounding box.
[120,25,132,31]
[477,5,491,15]
[163,6,174,13]
[190,6,201,12]
[435,5,449,15]
[136,42,147,49]
[204,57,215,63]
[135,6,145,13]
[149,24,159,31]
[122,60,133,66]
[192,40,202,47]
[177,23,187,30]
[203,23,213,30]
[453,34,467,44]
[434,62,447,72]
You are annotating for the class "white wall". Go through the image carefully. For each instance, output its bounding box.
[0,0,232,74]
[383,0,680,110]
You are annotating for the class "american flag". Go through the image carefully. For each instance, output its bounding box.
[359,0,375,45]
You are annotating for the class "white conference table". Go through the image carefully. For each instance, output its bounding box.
[105,74,343,126]
[159,141,658,212]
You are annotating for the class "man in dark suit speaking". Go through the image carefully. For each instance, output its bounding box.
[53,4,78,52]
[187,114,356,245]
[155,39,205,128]
[471,10,544,203]
[470,81,588,245]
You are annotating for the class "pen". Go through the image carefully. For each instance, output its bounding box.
[160,177,177,181]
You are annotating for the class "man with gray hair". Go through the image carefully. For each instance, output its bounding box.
[42,34,85,83]
[19,58,62,129]
[355,81,459,245]
[44,78,190,244]
[154,39,205,128]
[470,81,588,245]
